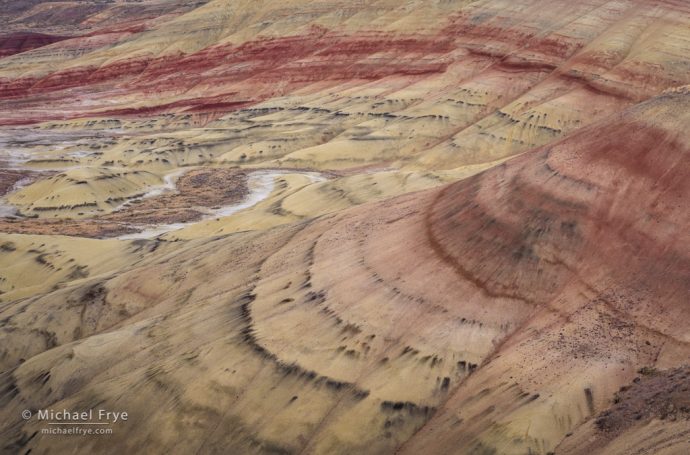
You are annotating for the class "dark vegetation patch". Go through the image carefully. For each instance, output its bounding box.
[595,366,690,434]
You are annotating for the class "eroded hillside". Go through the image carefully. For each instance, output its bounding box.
[0,1,689,454]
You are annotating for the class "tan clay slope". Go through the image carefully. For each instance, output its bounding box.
[1,90,687,454]
[0,0,209,81]
[0,234,171,302]
[2,0,689,154]
[1,0,689,232]
[0,0,689,453]
[7,167,163,218]
[397,88,690,455]
[0,0,207,35]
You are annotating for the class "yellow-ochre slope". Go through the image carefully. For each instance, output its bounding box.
[0,1,689,454]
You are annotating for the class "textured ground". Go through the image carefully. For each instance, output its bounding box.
[0,1,689,454]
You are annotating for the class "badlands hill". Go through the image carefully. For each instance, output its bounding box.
[0,1,689,454]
